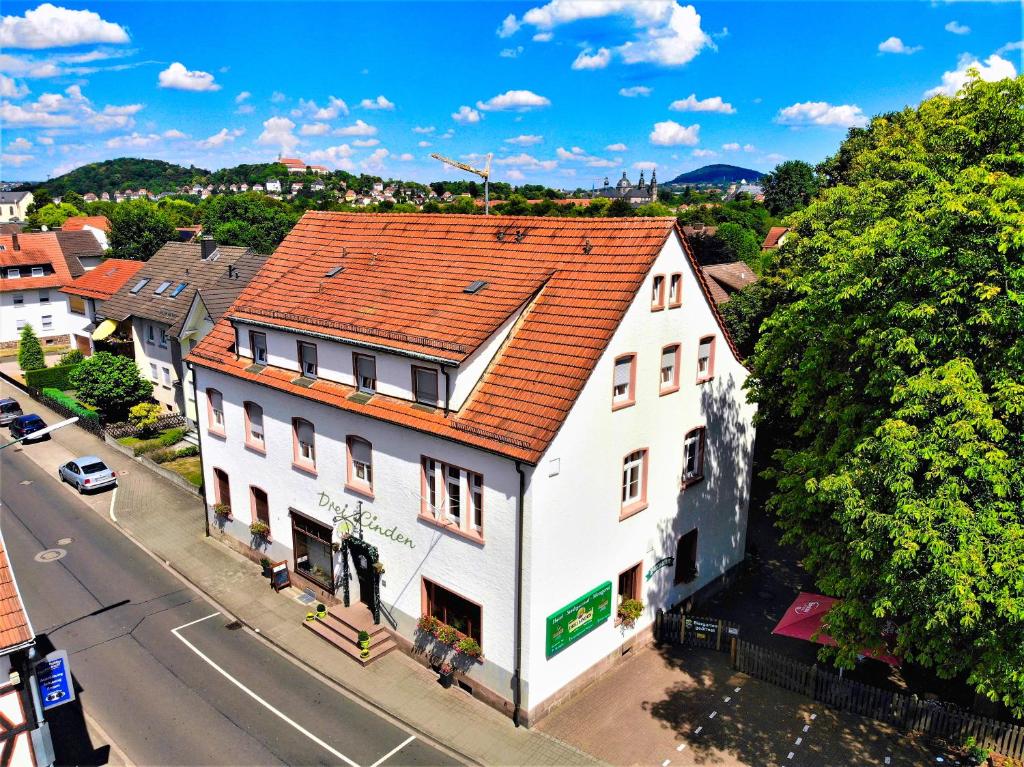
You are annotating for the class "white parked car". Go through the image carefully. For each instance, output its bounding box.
[58,456,117,493]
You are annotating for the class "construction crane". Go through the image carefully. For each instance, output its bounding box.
[430,152,493,214]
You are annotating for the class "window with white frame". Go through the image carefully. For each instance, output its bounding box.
[413,366,439,406]
[298,341,317,378]
[149,362,158,380]
[683,427,706,484]
[207,388,224,433]
[622,449,647,510]
[245,402,264,448]
[469,472,483,532]
[41,315,52,330]
[421,457,483,536]
[31,267,43,277]
[660,344,679,392]
[669,273,682,307]
[293,418,316,468]
[651,274,665,309]
[15,319,25,331]
[6,268,19,279]
[162,367,171,386]
[250,331,267,365]
[347,436,373,491]
[354,353,376,393]
[697,336,715,381]
[612,354,636,408]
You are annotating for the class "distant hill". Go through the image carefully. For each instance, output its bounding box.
[667,164,764,186]
[33,158,211,197]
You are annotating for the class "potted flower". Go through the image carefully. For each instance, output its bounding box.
[358,630,371,659]
[417,615,438,635]
[435,624,458,646]
[438,662,454,688]
[213,503,232,521]
[456,636,482,660]
[316,603,328,619]
[250,520,271,540]
[617,598,644,628]
[305,611,315,622]
[259,557,272,577]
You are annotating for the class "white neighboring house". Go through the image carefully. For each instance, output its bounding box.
[187,213,757,725]
[0,231,82,349]
[61,215,111,252]
[60,258,145,356]
[99,238,267,416]
[0,192,33,223]
[265,178,282,194]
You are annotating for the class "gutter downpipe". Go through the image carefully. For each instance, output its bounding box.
[513,460,526,727]
[187,360,211,538]
[441,367,452,417]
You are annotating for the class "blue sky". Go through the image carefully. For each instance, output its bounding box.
[1,1,1020,187]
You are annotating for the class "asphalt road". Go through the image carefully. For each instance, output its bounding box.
[1,446,458,767]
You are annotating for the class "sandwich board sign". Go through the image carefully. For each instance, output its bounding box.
[37,650,75,711]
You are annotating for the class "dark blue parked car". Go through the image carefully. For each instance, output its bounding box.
[9,414,48,443]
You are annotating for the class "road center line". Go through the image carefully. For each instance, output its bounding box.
[368,735,416,767]
[172,618,360,767]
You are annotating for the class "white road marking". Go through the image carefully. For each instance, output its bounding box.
[734,687,741,692]
[723,696,731,702]
[369,735,416,767]
[709,711,717,719]
[694,726,703,735]
[885,758,891,765]
[788,752,795,760]
[677,743,686,752]
[661,760,671,767]
[795,737,802,745]
[171,613,360,767]
[109,485,118,523]
[810,713,817,720]
[803,725,810,732]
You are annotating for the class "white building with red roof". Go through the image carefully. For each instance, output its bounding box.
[187,212,756,724]
[279,156,329,176]
[61,215,112,251]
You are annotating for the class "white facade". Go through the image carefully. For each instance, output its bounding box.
[179,293,215,424]
[0,193,32,223]
[132,317,181,412]
[194,229,755,721]
[0,287,81,345]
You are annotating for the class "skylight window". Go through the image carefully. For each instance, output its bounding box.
[170,282,188,297]
[154,281,172,295]
[130,278,150,294]
[325,265,344,277]
[464,280,487,294]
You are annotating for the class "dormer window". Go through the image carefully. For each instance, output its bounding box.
[250,331,267,365]
[6,268,18,279]
[298,341,318,379]
[413,366,439,406]
[31,267,44,277]
[354,353,376,394]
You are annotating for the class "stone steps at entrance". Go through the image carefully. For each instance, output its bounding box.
[302,604,397,666]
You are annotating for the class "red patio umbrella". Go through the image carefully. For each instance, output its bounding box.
[772,591,901,667]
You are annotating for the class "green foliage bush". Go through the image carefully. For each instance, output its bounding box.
[130,427,185,456]
[129,402,162,435]
[17,324,45,372]
[25,363,79,391]
[40,388,99,423]
[58,349,84,366]
[70,352,152,419]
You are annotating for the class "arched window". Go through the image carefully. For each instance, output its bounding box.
[347,436,373,494]
[206,388,224,435]
[292,418,316,471]
[244,401,265,450]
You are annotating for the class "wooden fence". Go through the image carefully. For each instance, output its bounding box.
[734,639,1024,759]
[655,610,740,652]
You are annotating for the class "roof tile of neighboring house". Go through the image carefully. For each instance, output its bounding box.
[0,224,23,235]
[102,242,256,336]
[0,533,34,653]
[195,252,269,323]
[61,258,146,301]
[0,233,74,292]
[762,226,789,250]
[702,262,759,304]
[189,213,739,463]
[55,230,105,278]
[62,215,112,233]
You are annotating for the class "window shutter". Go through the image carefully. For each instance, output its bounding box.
[416,369,438,401]
[350,438,371,465]
[699,338,712,358]
[357,355,376,381]
[296,419,314,443]
[247,403,263,429]
[661,347,676,368]
[614,357,632,386]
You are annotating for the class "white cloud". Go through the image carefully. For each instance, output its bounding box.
[332,119,377,136]
[533,32,553,42]
[692,148,717,158]
[300,122,330,136]
[440,129,454,139]
[0,84,137,130]
[945,21,970,35]
[605,142,628,152]
[500,46,524,58]
[359,95,394,110]
[925,52,1018,98]
[7,137,32,151]
[0,73,28,98]
[271,91,286,103]
[878,36,922,55]
[669,93,735,113]
[0,4,129,49]
[413,125,435,134]
[37,135,53,145]
[555,145,615,167]
[517,0,712,67]
[256,116,299,152]
[353,138,379,147]
[776,101,868,128]
[102,103,143,116]
[632,161,657,171]
[199,127,244,149]
[571,47,611,70]
[452,105,482,123]
[763,152,786,164]
[505,134,543,146]
[417,140,432,148]
[2,153,34,167]
[476,89,550,111]
[158,62,220,92]
[649,119,700,146]
[361,148,389,172]
[506,169,526,181]
[722,142,740,151]
[397,153,414,161]
[293,96,348,120]
[235,91,251,104]
[497,13,521,38]
[162,129,187,139]
[235,104,254,115]
[307,143,355,170]
[105,132,161,149]
[997,40,1023,56]
[618,85,651,97]
[494,152,557,171]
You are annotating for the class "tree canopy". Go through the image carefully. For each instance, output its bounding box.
[761,160,819,216]
[70,352,153,419]
[27,202,82,231]
[109,200,176,261]
[199,193,299,253]
[746,76,1024,712]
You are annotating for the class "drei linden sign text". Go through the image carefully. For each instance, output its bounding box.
[545,581,613,657]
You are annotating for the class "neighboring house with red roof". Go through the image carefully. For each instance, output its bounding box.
[60,258,145,356]
[762,226,790,252]
[701,262,760,304]
[61,215,112,251]
[0,232,85,349]
[187,212,756,724]
[278,156,329,176]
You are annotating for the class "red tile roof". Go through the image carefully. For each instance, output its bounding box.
[189,213,739,462]
[61,258,146,300]
[0,233,74,292]
[0,532,34,653]
[762,226,789,250]
[279,157,305,167]
[702,262,759,304]
[62,215,111,233]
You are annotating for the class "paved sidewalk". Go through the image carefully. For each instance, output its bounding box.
[1,378,600,767]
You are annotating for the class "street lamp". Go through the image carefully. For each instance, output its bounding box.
[0,417,78,450]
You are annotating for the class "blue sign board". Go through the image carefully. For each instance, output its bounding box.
[37,650,75,711]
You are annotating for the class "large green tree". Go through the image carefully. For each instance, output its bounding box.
[70,352,153,419]
[747,76,1024,712]
[761,159,819,215]
[27,202,82,231]
[109,200,175,261]
[17,324,45,371]
[199,193,298,253]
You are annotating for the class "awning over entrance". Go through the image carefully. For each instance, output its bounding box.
[91,319,118,341]
[772,591,901,667]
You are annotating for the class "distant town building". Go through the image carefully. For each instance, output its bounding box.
[0,191,33,223]
[701,262,759,304]
[61,215,111,251]
[279,156,329,176]
[761,226,790,252]
[265,179,282,194]
[594,170,658,206]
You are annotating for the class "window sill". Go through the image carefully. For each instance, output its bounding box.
[611,399,635,412]
[292,461,318,477]
[417,513,485,545]
[696,375,715,385]
[244,442,266,456]
[659,385,680,397]
[619,502,648,521]
[668,301,682,309]
[650,305,666,312]
[207,428,226,439]
[345,482,374,500]
[681,475,705,490]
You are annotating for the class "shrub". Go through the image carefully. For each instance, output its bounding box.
[17,324,45,372]
[174,444,199,458]
[70,352,153,420]
[25,363,80,391]
[455,637,482,658]
[59,349,84,366]
[435,624,458,645]
[249,520,270,537]
[417,615,439,635]
[129,402,162,435]
[40,388,100,424]
[148,448,175,463]
[131,428,186,455]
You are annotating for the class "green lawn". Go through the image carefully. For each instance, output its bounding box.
[162,456,202,487]
[118,426,180,448]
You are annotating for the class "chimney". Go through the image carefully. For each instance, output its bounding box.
[10,233,18,251]
[200,236,218,260]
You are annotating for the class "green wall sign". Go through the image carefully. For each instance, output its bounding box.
[546,581,612,657]
[646,557,674,581]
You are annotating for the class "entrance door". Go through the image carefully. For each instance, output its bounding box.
[75,334,92,357]
[213,468,230,510]
[351,550,374,608]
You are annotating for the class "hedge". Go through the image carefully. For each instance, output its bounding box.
[131,428,187,456]
[40,388,100,424]
[26,363,80,391]
[149,445,200,464]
